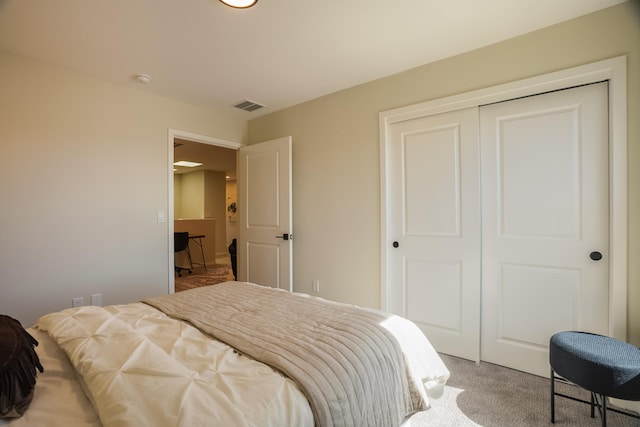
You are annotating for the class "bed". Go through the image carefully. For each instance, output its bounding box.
[1,281,450,427]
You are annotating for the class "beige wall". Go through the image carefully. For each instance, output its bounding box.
[0,51,247,326]
[204,170,228,257]
[248,3,640,344]
[0,3,637,342]
[175,170,228,257]
[179,171,205,219]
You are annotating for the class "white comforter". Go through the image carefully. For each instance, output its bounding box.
[36,303,313,427]
[144,282,450,426]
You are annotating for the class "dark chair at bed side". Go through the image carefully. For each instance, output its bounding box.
[174,232,193,277]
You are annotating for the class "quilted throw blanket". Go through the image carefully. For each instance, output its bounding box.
[143,281,449,427]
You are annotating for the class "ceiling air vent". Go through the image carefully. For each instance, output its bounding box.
[233,99,265,112]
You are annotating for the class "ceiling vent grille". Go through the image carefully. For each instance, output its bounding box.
[233,99,265,112]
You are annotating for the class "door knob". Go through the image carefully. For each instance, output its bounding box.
[589,251,603,261]
[392,241,399,248]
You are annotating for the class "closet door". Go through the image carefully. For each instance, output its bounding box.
[386,107,481,361]
[480,82,609,377]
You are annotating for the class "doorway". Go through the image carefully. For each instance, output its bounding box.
[167,129,243,293]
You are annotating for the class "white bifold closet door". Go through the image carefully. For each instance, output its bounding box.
[387,82,609,377]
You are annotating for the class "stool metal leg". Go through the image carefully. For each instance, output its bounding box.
[197,237,207,272]
[591,392,608,427]
[550,368,556,423]
[185,245,194,269]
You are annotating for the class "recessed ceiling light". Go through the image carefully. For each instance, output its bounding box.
[173,161,203,167]
[219,0,257,8]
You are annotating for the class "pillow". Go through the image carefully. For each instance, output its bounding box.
[0,315,44,418]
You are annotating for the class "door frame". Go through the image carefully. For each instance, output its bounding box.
[167,128,244,293]
[380,56,628,341]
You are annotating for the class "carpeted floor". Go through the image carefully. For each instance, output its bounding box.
[174,263,234,292]
[405,354,640,426]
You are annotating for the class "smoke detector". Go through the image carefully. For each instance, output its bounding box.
[134,73,152,84]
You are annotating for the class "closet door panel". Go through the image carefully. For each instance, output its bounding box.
[480,82,609,377]
[404,127,460,236]
[387,107,481,362]
[499,109,579,238]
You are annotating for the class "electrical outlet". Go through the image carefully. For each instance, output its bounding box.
[90,293,102,306]
[72,297,84,308]
[312,280,320,293]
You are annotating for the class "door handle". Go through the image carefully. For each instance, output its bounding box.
[276,233,292,241]
[589,251,603,261]
[393,241,399,248]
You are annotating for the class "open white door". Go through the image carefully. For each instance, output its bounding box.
[238,137,292,291]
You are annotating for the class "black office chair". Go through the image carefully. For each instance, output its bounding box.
[174,232,193,277]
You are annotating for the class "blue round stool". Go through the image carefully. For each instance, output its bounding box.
[549,331,640,426]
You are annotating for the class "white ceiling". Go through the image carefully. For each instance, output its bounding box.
[0,0,625,120]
